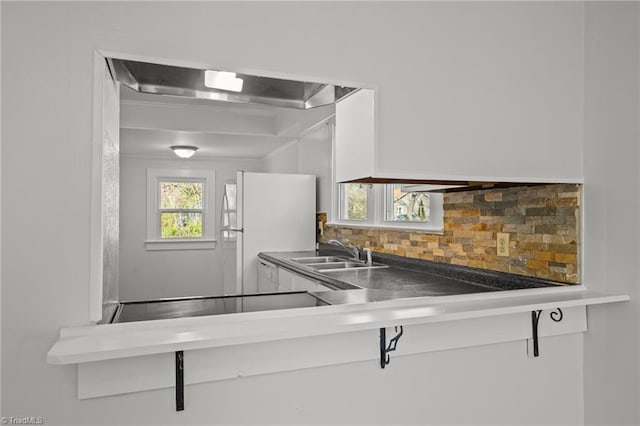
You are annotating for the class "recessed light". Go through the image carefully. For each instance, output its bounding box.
[204,70,243,92]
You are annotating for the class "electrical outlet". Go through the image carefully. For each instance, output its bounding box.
[497,232,509,257]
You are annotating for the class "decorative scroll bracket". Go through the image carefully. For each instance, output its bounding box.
[380,326,404,369]
[529,308,564,358]
[176,351,184,411]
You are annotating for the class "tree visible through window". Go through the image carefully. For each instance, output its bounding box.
[159,180,204,238]
[341,183,368,220]
[387,184,430,222]
[335,182,443,231]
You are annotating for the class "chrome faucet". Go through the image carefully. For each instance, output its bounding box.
[328,239,360,261]
[363,248,373,266]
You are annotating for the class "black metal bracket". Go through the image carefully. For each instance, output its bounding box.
[531,310,542,357]
[380,326,404,369]
[550,307,564,322]
[176,351,184,411]
[530,308,563,357]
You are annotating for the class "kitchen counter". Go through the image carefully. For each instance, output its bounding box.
[258,249,557,305]
[48,246,628,402]
[47,248,628,405]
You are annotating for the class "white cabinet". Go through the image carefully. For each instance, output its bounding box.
[278,268,334,293]
[334,33,584,184]
[260,261,334,293]
[257,259,279,293]
[294,274,334,292]
[334,89,375,183]
[277,268,294,292]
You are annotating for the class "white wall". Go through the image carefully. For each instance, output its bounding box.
[75,336,585,425]
[119,156,263,301]
[582,3,640,425]
[371,2,584,183]
[263,121,333,214]
[0,1,3,415]
[2,2,632,424]
[261,141,299,174]
[298,122,333,215]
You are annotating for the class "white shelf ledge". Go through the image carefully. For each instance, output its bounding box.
[47,287,628,365]
[144,238,217,251]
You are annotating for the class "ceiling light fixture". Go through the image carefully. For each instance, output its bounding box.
[204,70,244,92]
[170,145,198,159]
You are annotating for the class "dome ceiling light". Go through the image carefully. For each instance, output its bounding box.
[170,145,198,159]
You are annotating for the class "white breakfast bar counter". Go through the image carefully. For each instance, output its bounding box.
[47,250,628,405]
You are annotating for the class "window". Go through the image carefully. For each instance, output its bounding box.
[335,183,444,232]
[159,180,204,238]
[339,183,369,221]
[385,184,431,223]
[146,168,216,250]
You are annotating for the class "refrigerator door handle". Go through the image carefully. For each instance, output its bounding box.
[221,227,243,232]
[219,183,242,234]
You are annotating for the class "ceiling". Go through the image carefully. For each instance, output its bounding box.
[119,85,336,160]
[112,58,356,110]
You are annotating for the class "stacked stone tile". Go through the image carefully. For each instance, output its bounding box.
[319,184,580,284]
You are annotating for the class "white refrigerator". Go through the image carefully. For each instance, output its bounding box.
[220,171,316,295]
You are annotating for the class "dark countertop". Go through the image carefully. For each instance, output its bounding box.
[259,247,559,306]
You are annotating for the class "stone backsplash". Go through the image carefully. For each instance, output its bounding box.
[318,184,580,284]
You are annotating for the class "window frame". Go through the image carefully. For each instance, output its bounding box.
[158,178,205,239]
[383,184,432,223]
[380,185,444,231]
[337,183,375,225]
[146,168,216,250]
[332,183,444,233]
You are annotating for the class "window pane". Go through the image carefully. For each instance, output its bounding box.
[161,212,203,238]
[341,183,367,221]
[387,185,430,222]
[160,181,203,209]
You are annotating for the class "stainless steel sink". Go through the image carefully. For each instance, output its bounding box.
[290,256,347,263]
[313,262,389,272]
[307,261,371,270]
[291,256,389,272]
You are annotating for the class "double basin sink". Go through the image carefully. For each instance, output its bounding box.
[290,255,389,273]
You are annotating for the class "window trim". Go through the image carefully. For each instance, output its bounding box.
[383,184,432,223]
[158,178,205,239]
[337,183,375,225]
[146,168,216,251]
[332,183,444,233]
[380,185,444,232]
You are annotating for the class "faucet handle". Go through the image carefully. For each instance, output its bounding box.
[363,248,372,266]
[350,242,361,260]
[328,239,362,261]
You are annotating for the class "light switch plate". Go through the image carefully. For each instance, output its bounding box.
[497,232,509,256]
